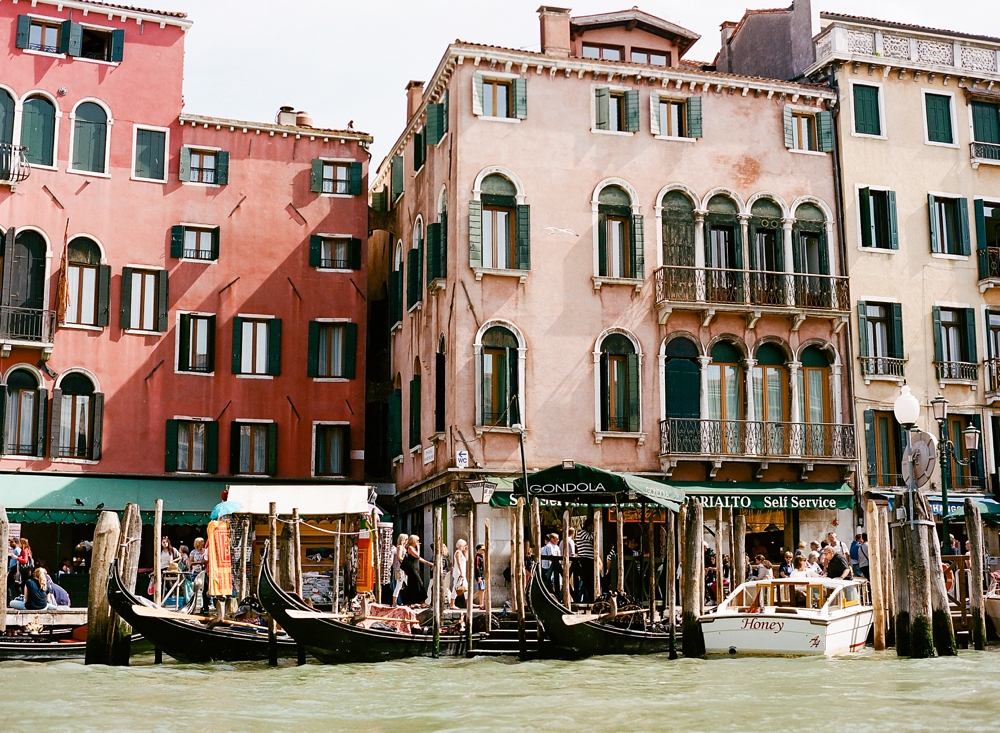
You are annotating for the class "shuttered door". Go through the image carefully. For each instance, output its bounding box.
[972,102,1000,147]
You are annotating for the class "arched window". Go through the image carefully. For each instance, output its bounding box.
[708,341,743,453]
[662,191,695,267]
[663,337,699,452]
[481,326,519,427]
[600,333,638,432]
[54,372,102,460]
[0,90,14,146]
[480,174,517,269]
[749,199,785,305]
[428,188,447,282]
[406,221,423,310]
[64,237,108,327]
[409,359,422,449]
[705,195,741,302]
[390,241,403,326]
[435,335,446,433]
[4,368,44,456]
[798,346,830,424]
[11,230,46,313]
[21,96,55,167]
[598,185,642,279]
[72,102,108,173]
[793,203,831,308]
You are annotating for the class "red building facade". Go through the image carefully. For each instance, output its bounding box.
[0,0,370,556]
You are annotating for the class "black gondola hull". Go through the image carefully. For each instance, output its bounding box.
[530,569,676,658]
[107,562,297,663]
[258,550,472,664]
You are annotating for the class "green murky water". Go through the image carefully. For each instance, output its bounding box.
[2,649,999,732]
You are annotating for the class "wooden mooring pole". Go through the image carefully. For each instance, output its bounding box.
[616,506,625,594]
[878,504,895,647]
[110,503,142,666]
[484,518,492,632]
[648,508,656,619]
[267,502,278,667]
[890,517,910,657]
[865,500,887,651]
[904,493,935,658]
[0,507,8,633]
[965,498,988,651]
[592,507,602,603]
[515,498,527,660]
[332,518,342,614]
[733,512,746,595]
[468,503,476,651]
[666,509,677,659]
[86,511,121,665]
[681,498,705,658]
[152,498,163,664]
[920,493,956,656]
[531,497,541,566]
[433,505,442,659]
[562,507,572,609]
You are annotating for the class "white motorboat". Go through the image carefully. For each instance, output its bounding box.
[700,577,873,657]
[985,579,1000,636]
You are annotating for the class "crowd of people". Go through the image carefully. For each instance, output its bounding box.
[155,535,212,610]
[388,533,486,610]
[5,537,71,610]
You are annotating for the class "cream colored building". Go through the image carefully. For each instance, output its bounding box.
[805,15,1000,510]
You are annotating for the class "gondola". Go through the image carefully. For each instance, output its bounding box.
[107,561,298,663]
[530,567,677,658]
[258,549,475,663]
[0,634,152,662]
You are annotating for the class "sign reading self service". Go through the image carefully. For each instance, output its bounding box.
[689,493,852,510]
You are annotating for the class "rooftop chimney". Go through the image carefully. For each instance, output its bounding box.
[720,20,738,47]
[295,111,313,128]
[406,80,425,122]
[538,6,571,57]
[277,105,296,126]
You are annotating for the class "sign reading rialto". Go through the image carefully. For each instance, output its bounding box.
[691,493,848,510]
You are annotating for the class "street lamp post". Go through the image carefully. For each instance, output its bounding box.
[893,385,922,523]
[930,394,981,554]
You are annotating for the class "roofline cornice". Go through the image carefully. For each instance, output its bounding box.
[179,114,372,144]
[32,0,193,29]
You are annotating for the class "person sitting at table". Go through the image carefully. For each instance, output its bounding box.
[11,568,56,610]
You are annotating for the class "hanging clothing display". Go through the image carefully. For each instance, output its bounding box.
[207,519,233,597]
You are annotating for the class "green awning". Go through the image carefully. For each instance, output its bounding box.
[512,463,685,511]
[943,498,1000,523]
[674,481,854,510]
[487,476,518,507]
[0,473,229,524]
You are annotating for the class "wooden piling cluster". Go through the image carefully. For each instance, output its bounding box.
[965,498,988,650]
[681,498,705,658]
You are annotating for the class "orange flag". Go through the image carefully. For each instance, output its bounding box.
[55,219,70,322]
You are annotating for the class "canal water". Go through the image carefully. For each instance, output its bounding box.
[3,649,999,732]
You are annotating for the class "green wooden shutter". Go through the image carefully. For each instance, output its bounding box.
[624,90,640,132]
[783,105,794,149]
[887,191,899,250]
[214,151,229,185]
[206,316,216,373]
[417,240,423,293]
[976,199,987,249]
[440,210,448,278]
[33,388,47,457]
[343,322,358,379]
[388,389,402,458]
[515,205,530,270]
[598,214,607,277]
[472,73,484,116]
[817,111,834,152]
[96,264,111,327]
[0,391,6,452]
[925,93,953,144]
[854,84,881,135]
[309,235,322,267]
[205,421,219,474]
[231,316,243,374]
[631,214,644,279]
[388,271,401,324]
[178,313,191,371]
[406,248,419,307]
[110,29,125,62]
[48,389,61,458]
[310,159,324,192]
[349,162,363,195]
[595,88,610,130]
[791,226,802,273]
[627,353,640,432]
[858,300,871,356]
[306,321,320,377]
[863,410,877,484]
[958,198,971,256]
[859,188,873,248]
[61,21,82,56]
[164,419,179,472]
[409,376,421,448]
[507,349,520,425]
[119,267,133,329]
[426,103,444,144]
[211,227,221,260]
[972,101,1000,144]
[155,270,169,332]
[391,156,404,201]
[972,414,986,483]
[267,318,282,376]
[964,308,978,363]
[599,354,610,431]
[932,306,943,362]
[15,16,30,49]
[170,225,185,258]
[349,237,362,270]
[513,77,527,119]
[686,96,703,139]
[266,423,278,476]
[426,223,439,282]
[229,422,241,474]
[928,194,940,253]
[413,129,425,171]
[178,147,191,182]
[496,351,508,425]
[442,90,449,134]
[90,393,104,461]
[890,303,904,359]
[733,220,744,268]
[469,200,483,268]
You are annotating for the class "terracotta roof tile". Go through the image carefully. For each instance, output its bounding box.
[74,0,187,18]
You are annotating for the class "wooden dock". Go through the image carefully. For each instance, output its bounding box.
[4,609,87,628]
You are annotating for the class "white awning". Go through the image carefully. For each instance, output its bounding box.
[225,485,372,516]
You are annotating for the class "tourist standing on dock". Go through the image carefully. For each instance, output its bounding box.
[391,534,408,606]
[400,535,432,606]
[575,519,596,603]
[849,534,862,576]
[16,538,34,583]
[541,533,562,595]
[778,552,794,578]
[806,551,821,575]
[827,533,849,558]
[451,539,468,610]
[473,545,486,609]
[822,547,852,580]
[856,536,870,579]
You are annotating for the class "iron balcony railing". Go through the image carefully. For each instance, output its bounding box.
[985,358,1000,394]
[859,355,906,378]
[0,306,56,344]
[654,265,850,312]
[934,361,979,382]
[971,141,1000,162]
[978,247,1000,281]
[659,418,856,460]
[0,143,31,184]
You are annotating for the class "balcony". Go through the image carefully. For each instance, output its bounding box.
[934,361,979,384]
[0,143,30,187]
[985,358,1000,403]
[859,355,906,383]
[0,306,56,357]
[977,247,1000,292]
[654,266,850,330]
[971,142,1000,170]
[659,417,856,478]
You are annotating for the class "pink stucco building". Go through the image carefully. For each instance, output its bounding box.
[0,0,371,568]
[373,6,856,577]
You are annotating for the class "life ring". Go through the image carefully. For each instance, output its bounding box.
[942,563,954,592]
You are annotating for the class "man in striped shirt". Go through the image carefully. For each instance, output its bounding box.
[575,518,596,603]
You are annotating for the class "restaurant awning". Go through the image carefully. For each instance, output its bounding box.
[512,463,685,511]
[225,484,372,516]
[942,498,1000,523]
[672,481,854,510]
